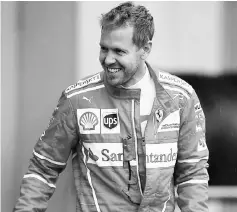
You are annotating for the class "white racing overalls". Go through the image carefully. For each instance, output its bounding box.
[14,63,209,212]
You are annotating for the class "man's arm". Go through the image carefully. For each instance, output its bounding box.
[13,92,78,212]
[175,90,209,212]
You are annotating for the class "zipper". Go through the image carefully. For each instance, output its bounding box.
[131,99,143,196]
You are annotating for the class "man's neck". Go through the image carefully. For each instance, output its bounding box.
[124,64,149,89]
[122,63,148,89]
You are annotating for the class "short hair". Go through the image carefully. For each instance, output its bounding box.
[100,1,154,49]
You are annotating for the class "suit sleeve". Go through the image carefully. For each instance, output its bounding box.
[175,89,209,212]
[13,92,78,212]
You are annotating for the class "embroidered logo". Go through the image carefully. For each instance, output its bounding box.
[83,96,93,103]
[146,143,178,168]
[155,109,163,122]
[159,72,193,94]
[39,131,46,141]
[196,124,203,132]
[195,111,205,120]
[83,142,177,168]
[77,109,100,134]
[172,93,184,100]
[88,148,99,161]
[101,109,120,134]
[198,136,207,151]
[79,112,98,130]
[65,73,101,93]
[199,137,206,147]
[103,113,118,129]
[157,110,180,132]
[194,102,202,113]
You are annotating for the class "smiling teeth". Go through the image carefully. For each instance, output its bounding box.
[108,68,120,73]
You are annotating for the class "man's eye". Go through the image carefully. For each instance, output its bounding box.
[100,47,107,51]
[115,49,125,55]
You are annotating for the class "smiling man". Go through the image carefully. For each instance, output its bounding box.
[14,2,209,212]
[99,25,150,87]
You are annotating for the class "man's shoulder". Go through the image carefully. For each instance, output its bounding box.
[64,71,105,98]
[153,68,194,96]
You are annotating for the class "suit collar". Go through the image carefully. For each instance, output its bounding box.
[104,62,178,113]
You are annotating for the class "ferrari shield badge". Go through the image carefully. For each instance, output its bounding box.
[155,109,163,123]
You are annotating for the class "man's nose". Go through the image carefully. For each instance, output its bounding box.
[104,52,116,65]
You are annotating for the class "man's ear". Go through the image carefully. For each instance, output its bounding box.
[141,41,152,60]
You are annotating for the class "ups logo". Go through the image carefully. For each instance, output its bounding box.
[103,113,118,129]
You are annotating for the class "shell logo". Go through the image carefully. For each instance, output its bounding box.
[79,112,98,130]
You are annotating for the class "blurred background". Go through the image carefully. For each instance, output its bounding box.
[1,1,237,212]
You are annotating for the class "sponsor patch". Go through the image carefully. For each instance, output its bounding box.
[155,109,163,122]
[157,110,180,132]
[194,102,202,113]
[83,142,177,168]
[196,124,203,132]
[39,131,46,141]
[197,136,207,151]
[159,72,193,94]
[77,109,100,134]
[163,85,190,100]
[65,73,101,93]
[146,143,177,168]
[83,143,134,166]
[195,110,205,120]
[101,109,120,134]
[172,93,184,100]
[88,148,99,161]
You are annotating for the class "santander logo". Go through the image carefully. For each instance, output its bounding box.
[83,142,177,168]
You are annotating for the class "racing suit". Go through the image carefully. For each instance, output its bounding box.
[13,63,209,212]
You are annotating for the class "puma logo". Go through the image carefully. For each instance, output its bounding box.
[83,96,93,103]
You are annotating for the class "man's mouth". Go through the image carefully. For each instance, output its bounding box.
[107,67,121,73]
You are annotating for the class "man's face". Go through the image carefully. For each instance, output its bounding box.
[99,26,144,87]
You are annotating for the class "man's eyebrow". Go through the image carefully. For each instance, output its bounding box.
[99,43,109,49]
[113,47,128,53]
[99,44,127,52]
[114,47,125,52]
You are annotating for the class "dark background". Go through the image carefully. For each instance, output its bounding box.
[178,73,237,185]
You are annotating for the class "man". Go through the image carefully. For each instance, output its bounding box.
[14,2,209,212]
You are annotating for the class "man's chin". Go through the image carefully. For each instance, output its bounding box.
[107,80,119,87]
[106,77,121,87]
